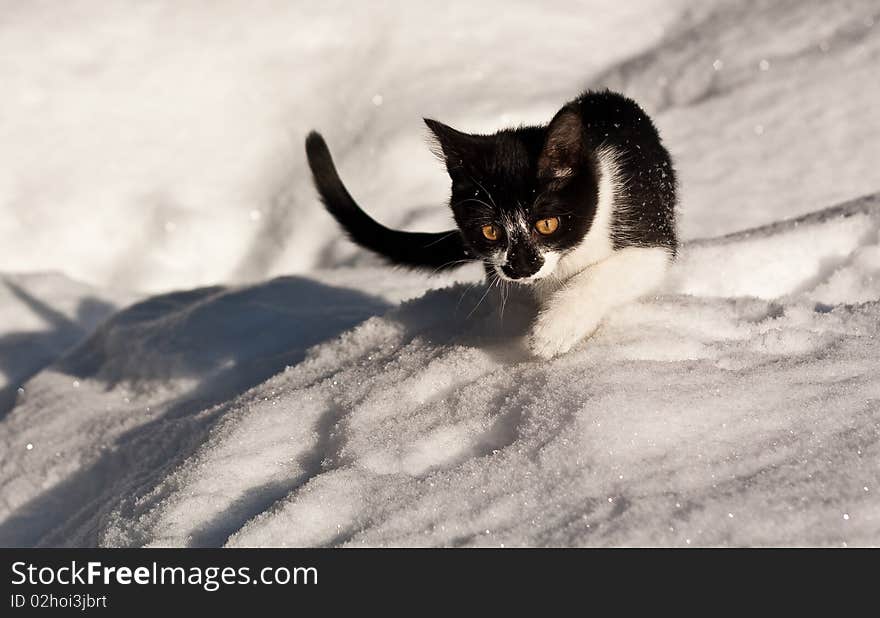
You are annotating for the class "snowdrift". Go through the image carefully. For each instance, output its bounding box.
[2,194,879,547]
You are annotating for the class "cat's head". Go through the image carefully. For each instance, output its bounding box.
[426,107,599,282]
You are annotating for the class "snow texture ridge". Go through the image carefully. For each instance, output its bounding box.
[2,194,880,547]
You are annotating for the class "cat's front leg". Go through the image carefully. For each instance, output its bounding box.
[528,247,672,359]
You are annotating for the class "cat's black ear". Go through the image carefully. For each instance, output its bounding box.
[424,118,483,173]
[538,107,585,180]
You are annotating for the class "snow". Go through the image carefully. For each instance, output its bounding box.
[0,0,683,293]
[1,1,880,547]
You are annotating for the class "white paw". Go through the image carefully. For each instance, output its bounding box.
[528,307,601,359]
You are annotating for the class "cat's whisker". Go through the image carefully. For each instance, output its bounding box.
[456,278,485,312]
[498,279,510,324]
[467,276,496,319]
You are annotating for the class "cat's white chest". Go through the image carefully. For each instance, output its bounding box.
[526,146,672,357]
[531,146,620,306]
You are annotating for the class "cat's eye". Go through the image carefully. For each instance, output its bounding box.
[481,224,500,241]
[535,217,560,235]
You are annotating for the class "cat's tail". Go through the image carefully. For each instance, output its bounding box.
[305,132,471,271]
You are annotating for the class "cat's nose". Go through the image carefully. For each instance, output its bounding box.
[502,249,543,279]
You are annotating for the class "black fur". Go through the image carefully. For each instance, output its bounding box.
[568,90,677,254]
[305,89,676,277]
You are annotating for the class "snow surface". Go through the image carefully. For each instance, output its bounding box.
[1,1,879,546]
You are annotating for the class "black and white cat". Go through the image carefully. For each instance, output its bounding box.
[305,89,677,358]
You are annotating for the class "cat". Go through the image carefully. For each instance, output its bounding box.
[305,89,677,358]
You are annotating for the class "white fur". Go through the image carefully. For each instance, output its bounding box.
[526,146,672,358]
[494,250,560,283]
[531,145,619,303]
[485,146,671,357]
[551,147,618,275]
[515,210,531,236]
[529,246,672,358]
